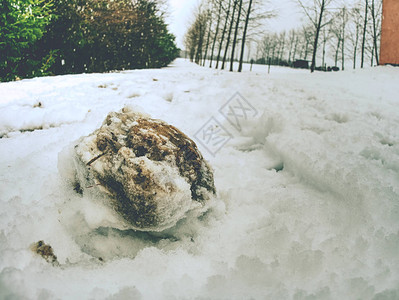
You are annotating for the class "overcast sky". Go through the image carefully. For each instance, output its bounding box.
[167,0,302,49]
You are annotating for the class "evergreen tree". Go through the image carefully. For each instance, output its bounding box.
[40,0,179,74]
[0,0,54,81]
[1,0,179,81]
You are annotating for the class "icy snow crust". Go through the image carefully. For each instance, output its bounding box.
[0,59,399,299]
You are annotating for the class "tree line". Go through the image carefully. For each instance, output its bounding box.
[0,0,179,82]
[184,0,273,72]
[185,0,382,73]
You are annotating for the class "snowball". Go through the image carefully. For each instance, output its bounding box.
[59,106,216,232]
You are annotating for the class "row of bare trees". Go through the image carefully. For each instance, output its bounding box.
[184,0,273,72]
[185,0,382,73]
[258,0,382,72]
[257,27,313,67]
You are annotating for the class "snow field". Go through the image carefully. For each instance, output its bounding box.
[0,59,398,299]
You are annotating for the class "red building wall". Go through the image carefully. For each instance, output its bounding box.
[380,0,399,65]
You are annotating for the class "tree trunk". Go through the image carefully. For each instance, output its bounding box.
[304,31,310,60]
[370,0,379,65]
[279,32,286,62]
[222,0,237,70]
[288,31,295,62]
[371,43,375,66]
[341,7,346,71]
[216,0,232,69]
[271,45,276,63]
[195,21,205,65]
[292,35,299,61]
[361,0,368,68]
[322,34,327,68]
[310,0,325,73]
[353,45,357,69]
[335,38,341,67]
[203,10,213,67]
[230,0,243,71]
[238,0,253,72]
[209,0,223,68]
[353,22,360,69]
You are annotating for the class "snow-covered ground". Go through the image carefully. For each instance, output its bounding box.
[0,59,398,299]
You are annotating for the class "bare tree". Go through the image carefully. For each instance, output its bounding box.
[270,33,279,63]
[202,4,213,66]
[330,5,348,70]
[258,31,294,66]
[258,33,272,62]
[277,31,286,63]
[287,29,296,63]
[238,0,253,72]
[236,0,274,71]
[347,3,363,69]
[369,0,382,65]
[320,26,329,69]
[230,0,243,71]
[301,25,314,60]
[222,0,238,69]
[297,0,333,72]
[365,36,375,66]
[184,3,209,64]
[292,31,301,61]
[195,13,207,64]
[340,7,347,70]
[360,0,368,68]
[209,0,224,67]
[216,0,232,69]
[330,19,342,67]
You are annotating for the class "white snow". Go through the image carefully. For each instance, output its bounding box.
[0,59,399,299]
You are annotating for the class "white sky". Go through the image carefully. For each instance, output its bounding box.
[167,0,199,48]
[167,0,302,49]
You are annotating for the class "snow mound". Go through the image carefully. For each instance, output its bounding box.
[59,106,216,232]
[0,100,89,138]
[1,59,399,299]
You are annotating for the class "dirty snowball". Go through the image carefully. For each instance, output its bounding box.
[59,107,216,231]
